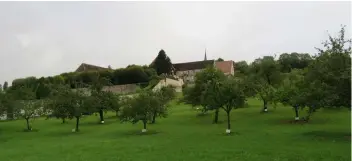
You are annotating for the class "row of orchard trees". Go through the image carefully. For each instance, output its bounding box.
[0,79,175,132]
[181,26,351,133]
[0,49,175,132]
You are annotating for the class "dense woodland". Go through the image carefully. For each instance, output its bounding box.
[0,26,350,133]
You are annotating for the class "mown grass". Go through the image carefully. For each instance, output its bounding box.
[0,99,350,161]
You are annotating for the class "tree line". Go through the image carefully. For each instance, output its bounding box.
[5,65,159,100]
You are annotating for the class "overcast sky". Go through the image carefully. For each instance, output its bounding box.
[0,1,350,85]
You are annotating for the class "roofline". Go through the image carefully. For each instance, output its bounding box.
[172,59,215,65]
[81,63,108,69]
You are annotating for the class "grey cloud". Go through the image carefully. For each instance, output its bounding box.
[0,1,350,85]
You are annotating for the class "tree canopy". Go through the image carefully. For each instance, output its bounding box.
[151,49,174,75]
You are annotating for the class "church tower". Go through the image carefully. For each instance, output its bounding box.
[204,48,207,61]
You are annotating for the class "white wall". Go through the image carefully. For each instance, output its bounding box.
[153,78,184,92]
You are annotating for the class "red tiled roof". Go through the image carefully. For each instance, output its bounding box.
[215,61,234,74]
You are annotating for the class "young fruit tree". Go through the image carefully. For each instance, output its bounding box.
[89,74,113,124]
[45,85,74,123]
[119,90,164,133]
[70,89,89,132]
[86,91,111,124]
[299,82,330,121]
[180,84,208,114]
[106,92,121,117]
[202,76,246,133]
[276,69,306,121]
[221,78,246,134]
[196,66,226,123]
[8,86,44,131]
[248,56,282,112]
[15,100,45,131]
[51,87,88,132]
[151,86,176,124]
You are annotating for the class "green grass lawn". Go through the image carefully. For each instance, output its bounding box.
[0,99,350,161]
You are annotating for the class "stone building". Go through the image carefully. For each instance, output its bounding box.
[173,60,216,83]
[215,60,235,76]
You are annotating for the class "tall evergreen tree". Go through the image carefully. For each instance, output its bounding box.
[217,58,224,61]
[151,49,173,75]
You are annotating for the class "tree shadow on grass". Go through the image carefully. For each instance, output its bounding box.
[302,131,351,142]
[270,118,330,125]
[121,129,160,136]
[216,131,241,137]
[22,129,39,132]
[105,129,161,138]
[105,115,118,120]
[14,129,40,133]
[0,119,15,123]
[0,129,9,143]
[45,130,85,137]
[80,120,115,127]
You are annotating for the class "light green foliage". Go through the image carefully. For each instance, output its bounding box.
[120,87,175,129]
[8,86,41,130]
[85,90,121,123]
[120,90,157,130]
[219,78,247,112]
[48,86,87,131]
[46,85,75,123]
[248,56,282,112]
[276,69,306,120]
[197,66,226,123]
[218,77,246,132]
[306,26,351,109]
[277,70,305,104]
[105,92,122,115]
[150,86,176,123]
[13,99,45,131]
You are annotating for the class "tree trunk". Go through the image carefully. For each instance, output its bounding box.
[213,108,219,124]
[294,106,299,121]
[99,109,104,123]
[75,117,80,132]
[200,106,207,115]
[304,107,314,122]
[151,111,157,124]
[62,118,66,124]
[143,120,147,129]
[26,118,31,131]
[227,111,231,130]
[263,100,268,112]
[7,107,13,120]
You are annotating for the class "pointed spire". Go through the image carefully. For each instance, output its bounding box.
[204,48,207,61]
